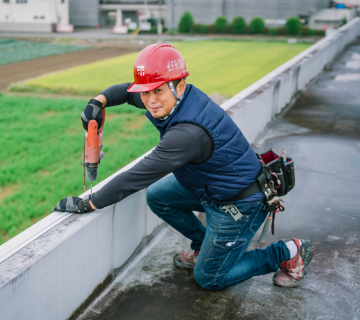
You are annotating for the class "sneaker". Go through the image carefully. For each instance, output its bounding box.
[273,239,315,288]
[173,250,200,270]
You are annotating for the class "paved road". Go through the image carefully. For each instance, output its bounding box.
[0,28,319,43]
[76,43,360,320]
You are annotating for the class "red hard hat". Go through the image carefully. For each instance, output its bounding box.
[127,44,190,93]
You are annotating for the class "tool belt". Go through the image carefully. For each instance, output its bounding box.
[224,149,295,205]
[223,149,295,238]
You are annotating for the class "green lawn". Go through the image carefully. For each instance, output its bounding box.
[0,94,159,244]
[10,41,310,97]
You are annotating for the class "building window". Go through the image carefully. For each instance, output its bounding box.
[4,0,10,3]
[61,0,65,3]
[16,0,27,3]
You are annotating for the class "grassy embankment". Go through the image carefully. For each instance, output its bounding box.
[1,40,310,244]
[10,41,310,97]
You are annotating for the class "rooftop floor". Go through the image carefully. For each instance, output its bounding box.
[76,43,360,320]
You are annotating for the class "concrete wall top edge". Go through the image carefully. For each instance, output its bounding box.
[0,208,108,287]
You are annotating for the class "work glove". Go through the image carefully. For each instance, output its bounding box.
[81,99,103,131]
[52,195,95,214]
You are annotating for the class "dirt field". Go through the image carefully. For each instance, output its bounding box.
[0,44,145,91]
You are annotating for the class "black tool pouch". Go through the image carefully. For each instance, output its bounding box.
[258,149,295,197]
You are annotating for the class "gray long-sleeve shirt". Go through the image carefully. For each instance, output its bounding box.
[90,84,212,209]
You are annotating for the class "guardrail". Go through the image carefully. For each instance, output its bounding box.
[0,17,359,320]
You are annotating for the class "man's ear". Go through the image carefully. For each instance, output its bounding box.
[176,79,186,96]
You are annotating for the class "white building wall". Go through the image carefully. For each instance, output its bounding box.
[0,0,72,32]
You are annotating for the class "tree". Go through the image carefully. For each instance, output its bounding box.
[250,17,264,34]
[178,12,194,33]
[232,16,246,34]
[215,16,228,33]
[286,17,301,35]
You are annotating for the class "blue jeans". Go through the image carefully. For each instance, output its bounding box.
[147,175,290,290]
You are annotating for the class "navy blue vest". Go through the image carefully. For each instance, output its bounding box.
[146,84,262,204]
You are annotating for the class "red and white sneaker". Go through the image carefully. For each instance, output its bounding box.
[273,239,315,288]
[173,250,200,270]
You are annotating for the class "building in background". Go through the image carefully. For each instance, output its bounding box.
[309,7,357,30]
[165,0,332,30]
[69,0,165,33]
[2,0,354,34]
[69,0,332,32]
[0,0,73,33]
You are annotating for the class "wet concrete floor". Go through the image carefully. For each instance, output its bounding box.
[77,44,360,320]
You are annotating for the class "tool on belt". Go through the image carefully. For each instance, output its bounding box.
[256,148,295,243]
[82,108,105,196]
[220,148,295,243]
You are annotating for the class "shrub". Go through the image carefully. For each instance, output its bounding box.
[199,24,208,34]
[315,29,325,37]
[208,24,215,33]
[147,18,157,27]
[250,17,264,34]
[215,16,228,33]
[309,29,316,36]
[232,16,246,34]
[277,26,288,36]
[286,17,301,35]
[340,16,347,27]
[262,27,269,35]
[269,28,278,36]
[242,25,252,34]
[150,25,158,34]
[299,26,311,36]
[225,24,233,34]
[178,11,194,33]
[192,24,201,33]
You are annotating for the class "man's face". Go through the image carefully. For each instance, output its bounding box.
[140,80,186,119]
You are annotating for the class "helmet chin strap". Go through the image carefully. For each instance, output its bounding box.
[160,80,184,121]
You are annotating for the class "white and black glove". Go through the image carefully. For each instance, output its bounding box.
[81,99,103,131]
[52,195,94,213]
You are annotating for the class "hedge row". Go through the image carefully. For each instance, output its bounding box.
[178,13,325,37]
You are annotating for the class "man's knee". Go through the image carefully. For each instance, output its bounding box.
[146,180,173,217]
[193,266,224,291]
[146,183,159,207]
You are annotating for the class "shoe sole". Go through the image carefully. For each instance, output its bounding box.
[173,255,195,270]
[273,240,315,288]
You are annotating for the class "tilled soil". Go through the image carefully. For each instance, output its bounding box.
[0,44,145,91]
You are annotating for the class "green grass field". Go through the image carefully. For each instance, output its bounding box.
[10,41,310,97]
[0,39,90,66]
[0,94,159,244]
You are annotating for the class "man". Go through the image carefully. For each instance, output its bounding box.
[54,44,315,289]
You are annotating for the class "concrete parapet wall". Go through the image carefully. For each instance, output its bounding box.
[0,17,359,320]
